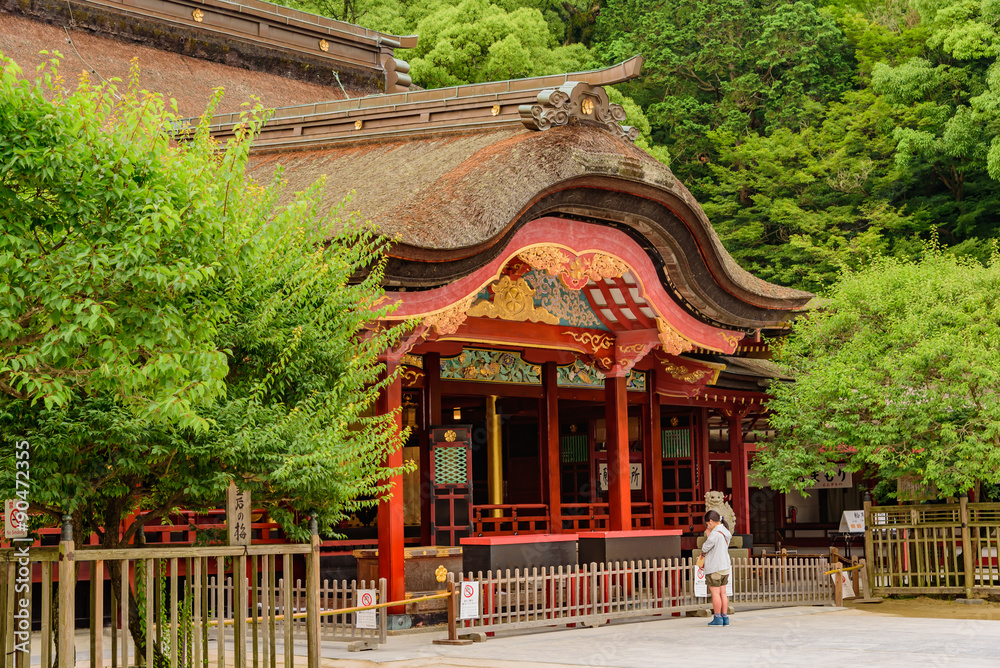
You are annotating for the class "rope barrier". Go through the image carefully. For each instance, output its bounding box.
[207,590,452,626]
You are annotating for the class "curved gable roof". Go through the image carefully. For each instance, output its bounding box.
[238,58,811,331]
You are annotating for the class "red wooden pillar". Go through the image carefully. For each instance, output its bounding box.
[697,407,710,500]
[728,410,750,536]
[376,356,406,610]
[541,362,562,533]
[646,369,664,529]
[605,371,631,531]
[421,352,441,546]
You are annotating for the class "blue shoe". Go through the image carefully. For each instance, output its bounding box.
[722,615,730,626]
[707,615,724,626]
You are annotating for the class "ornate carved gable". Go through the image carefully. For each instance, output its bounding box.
[519,82,639,142]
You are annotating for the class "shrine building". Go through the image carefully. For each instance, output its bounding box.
[2,0,828,606]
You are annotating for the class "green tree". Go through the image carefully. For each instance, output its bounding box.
[405,0,590,87]
[758,245,1000,497]
[595,0,854,178]
[1,56,407,663]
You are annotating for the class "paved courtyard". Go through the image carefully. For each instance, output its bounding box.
[318,606,1000,668]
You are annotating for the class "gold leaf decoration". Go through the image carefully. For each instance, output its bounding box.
[656,319,694,355]
[662,359,709,383]
[422,296,475,336]
[518,247,571,275]
[467,276,559,324]
[444,430,457,442]
[563,330,614,355]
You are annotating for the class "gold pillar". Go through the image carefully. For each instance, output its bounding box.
[487,395,503,516]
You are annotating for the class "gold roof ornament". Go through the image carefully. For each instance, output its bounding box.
[319,39,329,52]
[519,81,638,142]
[192,8,204,22]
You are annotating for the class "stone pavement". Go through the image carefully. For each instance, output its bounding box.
[318,606,1000,668]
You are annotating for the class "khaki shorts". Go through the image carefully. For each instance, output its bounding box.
[705,572,729,588]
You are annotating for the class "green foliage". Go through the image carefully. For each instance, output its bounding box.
[758,245,1000,497]
[0,57,230,427]
[405,0,591,87]
[283,0,596,87]
[0,56,409,545]
[596,0,854,174]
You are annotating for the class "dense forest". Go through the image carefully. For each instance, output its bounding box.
[283,0,1000,294]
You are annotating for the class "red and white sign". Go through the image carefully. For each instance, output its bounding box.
[355,589,377,629]
[4,500,27,539]
[694,565,733,598]
[460,581,480,620]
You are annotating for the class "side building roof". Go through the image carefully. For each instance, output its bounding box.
[1,0,415,113]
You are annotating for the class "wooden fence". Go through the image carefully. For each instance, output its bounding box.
[865,498,1000,597]
[451,556,834,635]
[0,533,386,668]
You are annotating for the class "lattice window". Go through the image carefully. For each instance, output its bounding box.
[560,435,589,463]
[434,446,468,485]
[662,429,691,458]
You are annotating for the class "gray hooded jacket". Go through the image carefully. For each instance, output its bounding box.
[702,523,733,575]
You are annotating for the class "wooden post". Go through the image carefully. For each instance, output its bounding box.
[421,352,441,546]
[728,410,750,535]
[432,578,472,646]
[542,362,562,533]
[91,560,103,668]
[696,408,710,500]
[486,395,503,517]
[833,565,844,607]
[605,372,631,532]
[863,491,875,592]
[58,517,75,668]
[306,520,321,668]
[646,369,664,530]
[377,355,406,612]
[959,496,973,598]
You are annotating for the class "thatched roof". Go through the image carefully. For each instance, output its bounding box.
[249,121,811,329]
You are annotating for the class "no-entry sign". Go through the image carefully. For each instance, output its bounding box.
[460,581,480,620]
[356,589,377,629]
[694,565,733,598]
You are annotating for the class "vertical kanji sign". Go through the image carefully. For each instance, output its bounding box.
[227,482,251,546]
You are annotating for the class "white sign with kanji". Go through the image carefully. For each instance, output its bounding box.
[694,565,733,598]
[839,510,866,533]
[597,463,642,491]
[355,589,377,629]
[226,482,251,546]
[460,581,480,619]
[796,466,852,489]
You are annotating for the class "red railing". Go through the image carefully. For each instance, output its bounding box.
[663,500,706,532]
[630,503,654,529]
[560,503,608,532]
[472,504,550,536]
